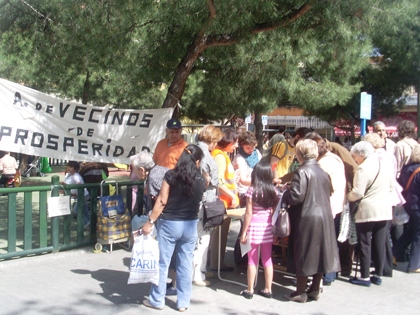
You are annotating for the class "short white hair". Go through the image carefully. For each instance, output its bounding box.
[130,150,154,171]
[362,133,385,149]
[350,141,375,158]
[296,139,319,161]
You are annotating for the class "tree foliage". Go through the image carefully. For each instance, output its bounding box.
[308,0,420,125]
[1,0,418,127]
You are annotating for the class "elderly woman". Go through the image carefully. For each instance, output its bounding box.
[282,139,340,303]
[131,150,155,181]
[209,128,239,272]
[304,132,346,286]
[394,144,420,273]
[142,144,206,312]
[348,141,394,287]
[232,131,262,207]
[193,125,223,286]
[129,150,155,215]
[363,133,403,277]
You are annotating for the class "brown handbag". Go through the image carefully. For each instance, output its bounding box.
[272,202,290,238]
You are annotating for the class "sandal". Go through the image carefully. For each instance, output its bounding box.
[240,290,254,299]
[258,289,272,299]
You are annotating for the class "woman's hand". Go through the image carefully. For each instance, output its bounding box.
[281,182,290,192]
[230,196,239,209]
[240,233,247,244]
[133,229,142,237]
[141,221,153,235]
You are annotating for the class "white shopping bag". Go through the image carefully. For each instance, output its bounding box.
[127,234,159,285]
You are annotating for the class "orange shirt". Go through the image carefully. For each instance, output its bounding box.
[153,137,188,169]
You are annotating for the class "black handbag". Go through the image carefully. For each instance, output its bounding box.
[202,199,226,230]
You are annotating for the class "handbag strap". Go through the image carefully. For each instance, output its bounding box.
[362,159,381,198]
[50,184,68,196]
[405,166,420,192]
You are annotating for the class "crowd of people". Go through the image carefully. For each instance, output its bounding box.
[130,118,420,311]
[6,117,416,311]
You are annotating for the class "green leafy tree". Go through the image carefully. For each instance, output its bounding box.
[308,0,420,133]
[0,0,409,131]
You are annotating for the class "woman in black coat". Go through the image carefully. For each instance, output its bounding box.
[393,144,420,273]
[282,139,340,303]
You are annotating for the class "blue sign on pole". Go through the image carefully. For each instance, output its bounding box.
[360,92,372,120]
[360,92,372,136]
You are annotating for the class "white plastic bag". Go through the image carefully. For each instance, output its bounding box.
[127,234,159,285]
[392,206,410,226]
[47,195,71,217]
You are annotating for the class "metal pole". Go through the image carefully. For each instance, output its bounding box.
[361,119,367,137]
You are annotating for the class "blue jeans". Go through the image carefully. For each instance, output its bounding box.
[73,195,90,226]
[149,218,198,309]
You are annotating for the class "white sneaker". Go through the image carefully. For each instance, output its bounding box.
[192,280,211,287]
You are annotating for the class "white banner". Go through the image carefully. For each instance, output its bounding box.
[0,78,173,164]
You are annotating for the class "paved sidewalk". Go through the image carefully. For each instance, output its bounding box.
[0,219,419,315]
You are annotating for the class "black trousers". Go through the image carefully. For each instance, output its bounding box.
[356,220,387,278]
[0,174,14,186]
[382,220,394,277]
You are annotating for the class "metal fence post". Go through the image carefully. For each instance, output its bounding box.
[51,175,60,252]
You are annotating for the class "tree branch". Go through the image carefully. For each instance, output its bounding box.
[20,0,53,22]
[198,0,217,37]
[251,0,315,34]
[204,1,315,48]
[207,0,216,19]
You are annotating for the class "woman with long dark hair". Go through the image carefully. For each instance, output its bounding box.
[142,144,206,312]
[239,160,278,299]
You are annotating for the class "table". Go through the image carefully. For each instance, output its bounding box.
[226,208,246,220]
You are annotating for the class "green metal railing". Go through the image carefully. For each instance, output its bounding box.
[0,176,144,261]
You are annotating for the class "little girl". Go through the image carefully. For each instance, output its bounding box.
[239,160,278,299]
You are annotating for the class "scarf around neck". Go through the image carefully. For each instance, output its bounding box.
[238,147,259,169]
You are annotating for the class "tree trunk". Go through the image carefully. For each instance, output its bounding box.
[82,70,90,105]
[161,36,208,116]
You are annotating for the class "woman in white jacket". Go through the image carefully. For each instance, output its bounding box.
[348,141,394,287]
